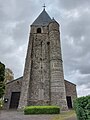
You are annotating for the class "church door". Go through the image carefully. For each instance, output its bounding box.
[9,92,20,109]
[66,96,72,109]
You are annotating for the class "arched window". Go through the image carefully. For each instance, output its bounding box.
[47,42,50,45]
[37,28,41,33]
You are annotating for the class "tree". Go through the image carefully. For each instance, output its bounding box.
[0,62,5,98]
[5,68,14,83]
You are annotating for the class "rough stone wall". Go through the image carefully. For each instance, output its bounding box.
[18,25,51,108]
[19,21,68,110]
[4,76,77,109]
[4,77,22,109]
[65,80,77,105]
[49,21,68,110]
[18,33,33,108]
[28,26,51,105]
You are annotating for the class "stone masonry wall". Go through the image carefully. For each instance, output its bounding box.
[4,77,22,109]
[49,21,68,110]
[18,33,33,109]
[28,26,51,105]
[65,80,77,105]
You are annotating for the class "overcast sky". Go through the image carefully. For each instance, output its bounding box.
[0,0,90,97]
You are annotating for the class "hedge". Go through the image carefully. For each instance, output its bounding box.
[24,106,60,114]
[74,96,90,120]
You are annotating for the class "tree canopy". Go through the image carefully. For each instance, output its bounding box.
[5,68,14,83]
[0,62,5,98]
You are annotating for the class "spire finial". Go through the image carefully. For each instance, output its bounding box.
[43,3,46,10]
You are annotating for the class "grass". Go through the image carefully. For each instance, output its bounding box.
[52,110,76,120]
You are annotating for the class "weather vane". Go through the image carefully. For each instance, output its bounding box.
[43,3,46,10]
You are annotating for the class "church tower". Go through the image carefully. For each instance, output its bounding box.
[19,8,68,110]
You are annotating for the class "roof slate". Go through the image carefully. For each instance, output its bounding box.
[32,9,52,26]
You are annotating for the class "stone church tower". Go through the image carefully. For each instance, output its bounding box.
[18,8,68,110]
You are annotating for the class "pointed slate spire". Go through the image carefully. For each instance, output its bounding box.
[32,9,52,26]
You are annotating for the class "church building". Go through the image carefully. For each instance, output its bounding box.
[4,8,77,110]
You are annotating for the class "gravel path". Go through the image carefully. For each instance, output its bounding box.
[65,116,77,120]
[0,110,54,120]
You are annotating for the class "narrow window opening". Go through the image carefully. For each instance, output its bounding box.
[37,28,41,33]
[47,42,50,45]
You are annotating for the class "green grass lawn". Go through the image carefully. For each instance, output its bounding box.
[52,110,77,120]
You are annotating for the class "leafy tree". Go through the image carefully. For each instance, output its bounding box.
[0,62,5,98]
[5,68,14,83]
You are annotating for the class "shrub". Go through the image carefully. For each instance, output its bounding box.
[24,106,60,115]
[74,96,90,120]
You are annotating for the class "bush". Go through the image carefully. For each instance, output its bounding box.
[74,96,90,120]
[24,106,60,115]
